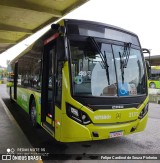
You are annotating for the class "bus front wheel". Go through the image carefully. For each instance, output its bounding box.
[149,82,156,89]
[30,99,37,127]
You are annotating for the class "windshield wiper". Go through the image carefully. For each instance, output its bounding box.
[119,42,132,83]
[88,37,110,85]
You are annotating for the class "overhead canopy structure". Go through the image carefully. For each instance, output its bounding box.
[0,0,89,54]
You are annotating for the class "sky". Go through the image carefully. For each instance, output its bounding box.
[0,0,160,67]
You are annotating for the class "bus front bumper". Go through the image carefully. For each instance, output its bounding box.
[60,113,148,142]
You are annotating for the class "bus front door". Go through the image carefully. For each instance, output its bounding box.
[41,43,56,135]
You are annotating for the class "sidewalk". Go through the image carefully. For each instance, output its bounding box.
[0,90,42,162]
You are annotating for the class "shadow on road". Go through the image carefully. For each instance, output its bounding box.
[2,98,68,154]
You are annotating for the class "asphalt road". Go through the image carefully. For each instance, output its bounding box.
[0,84,160,163]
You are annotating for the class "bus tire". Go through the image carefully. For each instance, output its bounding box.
[30,99,37,127]
[149,82,156,89]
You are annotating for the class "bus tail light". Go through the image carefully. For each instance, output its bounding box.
[67,104,91,125]
[138,103,149,119]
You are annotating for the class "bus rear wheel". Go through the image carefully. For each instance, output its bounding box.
[149,82,156,89]
[30,99,37,127]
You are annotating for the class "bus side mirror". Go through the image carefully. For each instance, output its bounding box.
[56,37,66,61]
[145,60,151,79]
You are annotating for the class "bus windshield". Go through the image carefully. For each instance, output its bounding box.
[69,37,146,97]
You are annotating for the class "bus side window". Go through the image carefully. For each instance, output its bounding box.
[21,75,29,87]
[31,61,41,89]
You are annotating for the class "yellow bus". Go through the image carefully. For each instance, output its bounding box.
[148,66,160,88]
[9,19,149,142]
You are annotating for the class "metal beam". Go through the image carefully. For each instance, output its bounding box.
[63,0,89,15]
[0,1,62,17]
[0,39,16,44]
[0,48,7,52]
[33,17,58,32]
[0,24,33,34]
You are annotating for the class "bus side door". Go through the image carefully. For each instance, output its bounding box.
[41,42,56,128]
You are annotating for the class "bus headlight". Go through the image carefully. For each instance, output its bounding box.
[138,103,149,119]
[67,104,91,125]
[71,107,79,117]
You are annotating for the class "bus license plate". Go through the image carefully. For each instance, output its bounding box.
[110,131,123,138]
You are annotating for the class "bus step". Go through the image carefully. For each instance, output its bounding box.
[42,122,54,136]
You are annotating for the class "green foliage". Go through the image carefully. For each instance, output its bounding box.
[0,68,8,79]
